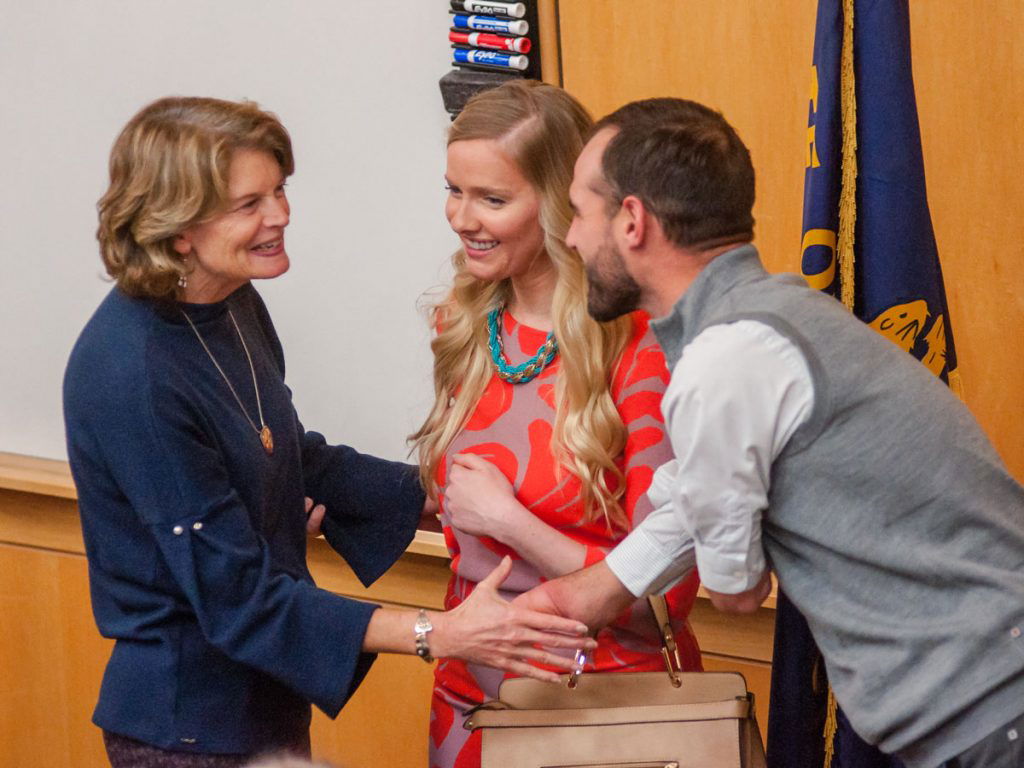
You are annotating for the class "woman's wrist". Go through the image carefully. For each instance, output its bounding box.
[492,495,530,547]
[424,609,453,659]
[363,607,419,655]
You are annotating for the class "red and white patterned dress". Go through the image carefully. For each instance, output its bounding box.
[429,310,702,768]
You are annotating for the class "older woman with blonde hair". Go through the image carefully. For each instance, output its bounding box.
[63,95,593,768]
[411,80,703,768]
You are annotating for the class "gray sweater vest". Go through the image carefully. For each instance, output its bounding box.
[651,245,1024,766]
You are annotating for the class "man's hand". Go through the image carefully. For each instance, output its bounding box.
[704,568,772,614]
[514,560,637,632]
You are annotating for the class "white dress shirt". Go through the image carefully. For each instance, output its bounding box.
[605,320,815,596]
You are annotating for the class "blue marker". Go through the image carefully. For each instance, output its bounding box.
[452,13,529,36]
[453,48,529,71]
[450,1,526,19]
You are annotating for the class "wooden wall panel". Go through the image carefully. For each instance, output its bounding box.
[909,3,1024,479]
[558,0,818,280]
[558,0,1023,480]
[310,656,435,766]
[0,545,111,766]
[0,539,439,768]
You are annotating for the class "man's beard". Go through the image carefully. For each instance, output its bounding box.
[585,240,642,322]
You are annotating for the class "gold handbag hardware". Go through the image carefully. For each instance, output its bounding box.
[567,596,684,689]
[649,593,684,687]
[569,593,688,692]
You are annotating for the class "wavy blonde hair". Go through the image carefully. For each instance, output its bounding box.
[97,96,293,298]
[410,80,634,530]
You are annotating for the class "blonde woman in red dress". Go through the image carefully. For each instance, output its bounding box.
[411,81,703,768]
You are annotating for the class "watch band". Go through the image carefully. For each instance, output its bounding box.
[414,609,434,663]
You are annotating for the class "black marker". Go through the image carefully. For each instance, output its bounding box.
[450,1,527,19]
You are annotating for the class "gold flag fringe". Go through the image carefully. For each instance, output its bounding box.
[825,1,857,764]
[837,0,858,311]
[947,367,965,401]
[824,686,839,768]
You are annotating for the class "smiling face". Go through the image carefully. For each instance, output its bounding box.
[444,138,547,285]
[174,148,290,303]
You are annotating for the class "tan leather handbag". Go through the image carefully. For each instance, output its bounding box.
[466,597,766,768]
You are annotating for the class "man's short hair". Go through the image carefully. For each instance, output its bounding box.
[593,98,755,249]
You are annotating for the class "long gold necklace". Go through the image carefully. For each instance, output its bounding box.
[181,308,274,455]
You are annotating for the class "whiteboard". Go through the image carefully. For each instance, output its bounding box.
[0,1,458,462]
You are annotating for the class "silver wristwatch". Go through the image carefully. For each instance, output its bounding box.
[414,609,434,663]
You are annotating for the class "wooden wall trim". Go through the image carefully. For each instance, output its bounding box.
[0,451,76,500]
[0,452,449,559]
[537,0,563,85]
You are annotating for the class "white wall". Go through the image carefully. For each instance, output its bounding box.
[0,1,457,462]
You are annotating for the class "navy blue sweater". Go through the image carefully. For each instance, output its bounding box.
[63,284,424,754]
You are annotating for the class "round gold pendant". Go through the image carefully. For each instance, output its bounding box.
[260,425,274,455]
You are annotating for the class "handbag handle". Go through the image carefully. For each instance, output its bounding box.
[649,593,685,688]
[567,594,682,689]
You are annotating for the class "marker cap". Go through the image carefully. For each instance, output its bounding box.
[455,1,527,19]
[453,48,529,71]
[452,13,529,36]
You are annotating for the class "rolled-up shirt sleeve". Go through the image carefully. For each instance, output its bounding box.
[606,460,696,596]
[606,321,813,596]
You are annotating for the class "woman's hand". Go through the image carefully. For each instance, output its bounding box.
[445,453,523,542]
[304,496,326,536]
[430,556,597,682]
[422,495,441,520]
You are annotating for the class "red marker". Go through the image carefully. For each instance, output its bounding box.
[449,30,531,54]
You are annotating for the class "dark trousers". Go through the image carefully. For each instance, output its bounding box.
[936,711,1024,768]
[103,730,312,768]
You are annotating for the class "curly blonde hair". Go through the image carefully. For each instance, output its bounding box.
[410,81,634,530]
[97,96,293,298]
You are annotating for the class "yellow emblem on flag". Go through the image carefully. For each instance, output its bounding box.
[867,299,951,380]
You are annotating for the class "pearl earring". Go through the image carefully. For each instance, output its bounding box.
[178,257,189,289]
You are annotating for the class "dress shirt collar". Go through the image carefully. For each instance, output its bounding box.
[649,244,765,368]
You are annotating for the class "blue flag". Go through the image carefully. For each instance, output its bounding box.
[769,1,959,766]
[800,0,958,381]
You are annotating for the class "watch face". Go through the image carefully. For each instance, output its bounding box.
[416,611,433,633]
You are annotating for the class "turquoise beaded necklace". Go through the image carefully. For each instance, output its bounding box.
[486,307,558,384]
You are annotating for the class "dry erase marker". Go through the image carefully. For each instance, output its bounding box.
[453,49,529,71]
[452,13,529,36]
[451,1,526,19]
[449,30,531,53]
